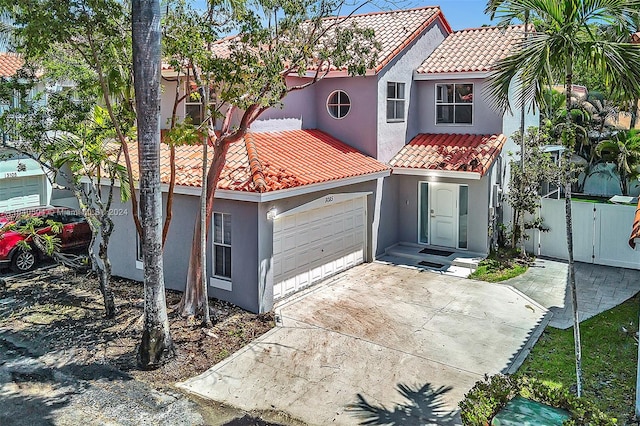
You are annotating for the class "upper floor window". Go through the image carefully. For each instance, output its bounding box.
[436,83,473,125]
[386,82,405,122]
[327,90,350,119]
[185,83,216,125]
[213,212,232,279]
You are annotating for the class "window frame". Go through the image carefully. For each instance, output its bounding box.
[212,212,232,281]
[184,82,216,125]
[386,81,406,122]
[326,90,351,119]
[435,83,474,126]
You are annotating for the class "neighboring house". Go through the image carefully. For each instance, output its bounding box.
[107,7,537,313]
[0,53,54,212]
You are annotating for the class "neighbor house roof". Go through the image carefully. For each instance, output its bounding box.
[630,201,640,248]
[416,25,527,74]
[124,129,389,193]
[0,53,24,78]
[389,133,507,177]
[164,7,451,76]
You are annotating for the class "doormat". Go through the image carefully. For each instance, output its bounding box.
[418,261,445,269]
[419,248,455,257]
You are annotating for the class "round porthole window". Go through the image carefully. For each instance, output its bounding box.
[327,90,351,119]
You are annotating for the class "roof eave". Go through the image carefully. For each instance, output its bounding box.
[413,70,492,80]
[392,167,482,180]
[89,170,391,202]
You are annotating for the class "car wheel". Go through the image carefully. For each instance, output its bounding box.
[11,249,38,272]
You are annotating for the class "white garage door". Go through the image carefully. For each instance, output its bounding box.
[273,195,366,300]
[0,176,45,212]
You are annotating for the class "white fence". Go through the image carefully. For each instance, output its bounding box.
[525,198,640,270]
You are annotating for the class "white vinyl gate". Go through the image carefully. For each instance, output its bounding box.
[272,195,367,300]
[527,198,640,269]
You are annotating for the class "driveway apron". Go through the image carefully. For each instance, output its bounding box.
[178,263,549,425]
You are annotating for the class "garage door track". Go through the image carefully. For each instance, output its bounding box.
[178,263,549,425]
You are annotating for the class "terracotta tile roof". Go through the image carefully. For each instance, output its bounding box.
[164,7,451,75]
[0,53,23,78]
[389,133,507,176]
[416,25,528,74]
[124,129,389,193]
[630,200,640,248]
[318,6,451,72]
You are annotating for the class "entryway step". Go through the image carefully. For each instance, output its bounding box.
[381,243,485,277]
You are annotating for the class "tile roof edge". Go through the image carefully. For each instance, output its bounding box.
[375,9,452,73]
[245,133,267,193]
[451,23,526,33]
[325,5,442,20]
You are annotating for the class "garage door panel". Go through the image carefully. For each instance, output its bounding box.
[273,196,366,299]
[0,176,45,212]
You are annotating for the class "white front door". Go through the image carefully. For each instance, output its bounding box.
[429,183,458,248]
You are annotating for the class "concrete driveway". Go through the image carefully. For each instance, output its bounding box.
[178,263,549,425]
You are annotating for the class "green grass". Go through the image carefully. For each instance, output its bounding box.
[518,294,640,423]
[469,263,528,282]
[469,248,529,282]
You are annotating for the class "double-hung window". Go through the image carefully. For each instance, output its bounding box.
[386,82,405,122]
[436,83,473,124]
[213,212,231,279]
[185,84,216,125]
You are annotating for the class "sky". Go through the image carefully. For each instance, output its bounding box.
[191,0,496,31]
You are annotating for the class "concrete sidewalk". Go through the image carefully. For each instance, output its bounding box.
[178,263,549,425]
[503,258,640,329]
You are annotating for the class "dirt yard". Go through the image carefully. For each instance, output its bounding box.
[0,265,304,425]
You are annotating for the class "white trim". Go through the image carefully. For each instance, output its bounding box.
[435,82,474,126]
[274,192,371,219]
[418,181,469,250]
[386,81,406,122]
[326,90,351,119]
[135,260,143,270]
[212,212,232,280]
[88,170,389,202]
[413,71,491,81]
[209,276,232,291]
[302,69,377,78]
[393,167,481,180]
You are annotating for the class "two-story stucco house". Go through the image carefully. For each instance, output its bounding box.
[107,7,537,313]
[0,52,58,212]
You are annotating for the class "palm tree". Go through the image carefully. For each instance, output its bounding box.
[487,0,640,397]
[132,0,174,368]
[596,129,640,194]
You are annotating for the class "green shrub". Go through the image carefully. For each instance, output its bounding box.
[459,374,616,426]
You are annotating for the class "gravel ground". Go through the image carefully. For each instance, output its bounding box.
[0,266,303,426]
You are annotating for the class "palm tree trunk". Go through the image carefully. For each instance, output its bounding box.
[519,11,529,257]
[565,49,583,397]
[132,0,174,369]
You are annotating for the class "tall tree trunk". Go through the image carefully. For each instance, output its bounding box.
[132,0,174,369]
[74,189,116,318]
[179,138,230,317]
[519,12,529,257]
[565,49,583,397]
[98,217,116,319]
[200,84,212,328]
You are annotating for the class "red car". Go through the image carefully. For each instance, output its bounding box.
[0,206,92,272]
